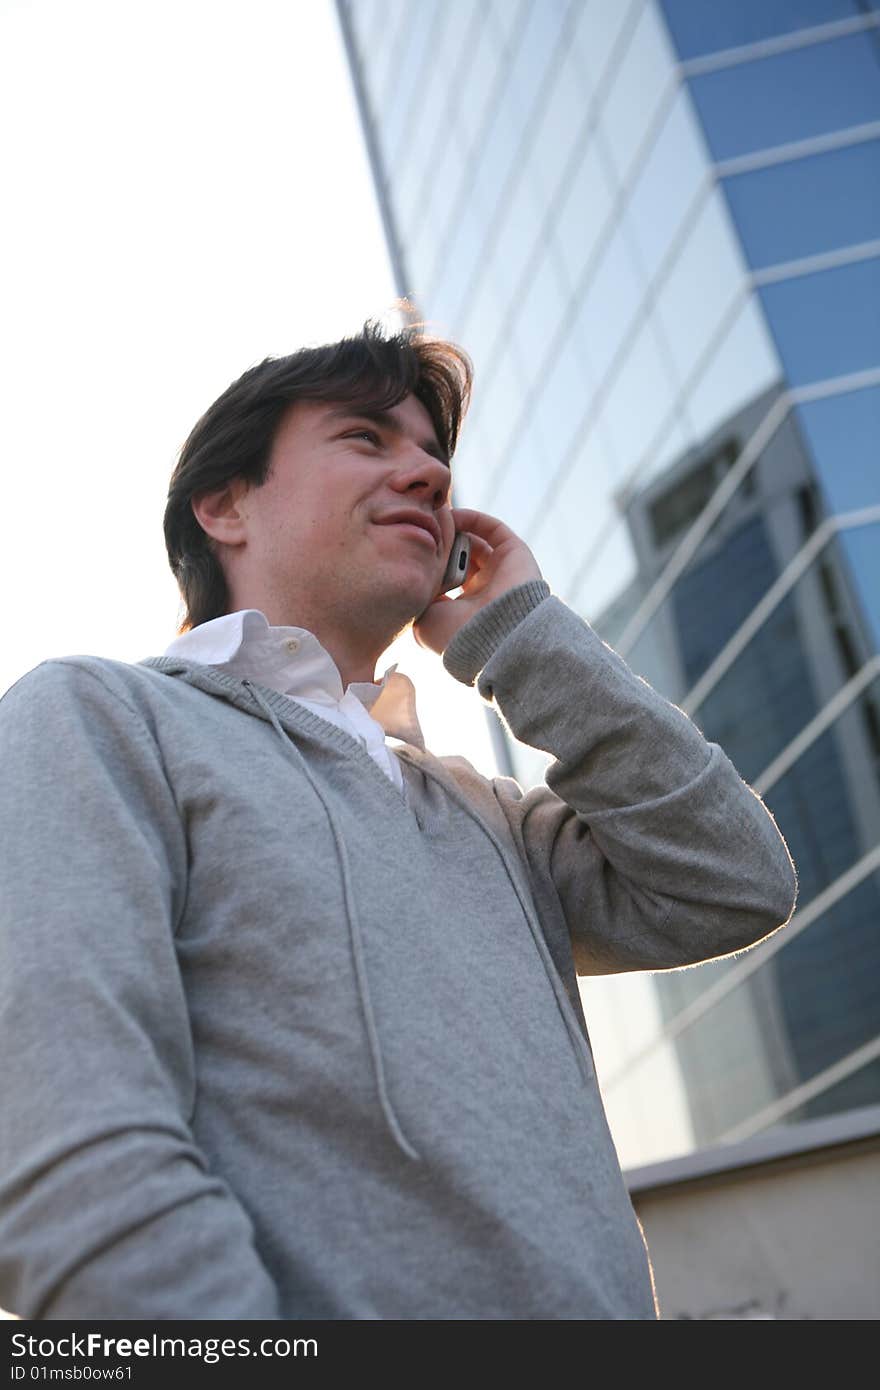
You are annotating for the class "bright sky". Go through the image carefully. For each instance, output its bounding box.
[0,0,499,775]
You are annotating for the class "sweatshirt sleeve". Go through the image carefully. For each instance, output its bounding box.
[443,585,799,976]
[0,660,281,1319]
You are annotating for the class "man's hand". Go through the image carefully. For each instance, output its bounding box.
[413,507,544,655]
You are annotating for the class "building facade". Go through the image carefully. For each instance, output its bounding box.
[337,0,880,1190]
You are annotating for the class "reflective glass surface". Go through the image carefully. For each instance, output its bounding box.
[623,85,711,286]
[687,31,880,162]
[439,0,574,325]
[524,16,596,209]
[553,141,615,294]
[656,861,880,1147]
[379,2,444,171]
[595,684,880,1163]
[600,0,676,187]
[674,292,780,458]
[689,524,880,780]
[723,138,880,269]
[796,385,880,515]
[759,255,880,386]
[597,390,879,733]
[660,0,874,61]
[653,185,751,394]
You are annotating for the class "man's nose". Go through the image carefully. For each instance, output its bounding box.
[390,450,451,510]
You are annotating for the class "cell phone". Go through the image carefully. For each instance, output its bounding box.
[439,531,471,594]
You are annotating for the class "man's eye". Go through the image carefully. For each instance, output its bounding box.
[348,429,381,445]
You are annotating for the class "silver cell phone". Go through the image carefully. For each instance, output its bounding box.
[440,531,471,593]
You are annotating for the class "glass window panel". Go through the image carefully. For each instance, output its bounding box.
[491,408,559,539]
[573,228,642,385]
[489,0,530,50]
[380,2,444,170]
[522,510,575,597]
[420,16,502,294]
[447,409,490,507]
[626,408,694,500]
[568,508,640,629]
[456,268,509,383]
[486,172,545,306]
[554,140,616,293]
[528,329,598,484]
[689,524,880,783]
[470,351,529,491]
[758,254,880,386]
[457,12,505,166]
[653,185,751,397]
[525,33,595,209]
[687,31,880,163]
[796,385,880,516]
[532,431,620,586]
[391,11,459,203]
[408,116,471,284]
[624,86,711,287]
[426,200,486,327]
[393,161,433,247]
[723,138,880,270]
[779,1054,880,1128]
[445,0,572,318]
[428,0,478,73]
[368,0,412,110]
[428,133,510,319]
[407,197,446,298]
[354,0,389,48]
[602,321,677,476]
[651,864,880,1147]
[660,0,870,61]
[679,294,781,460]
[575,0,638,90]
[601,1033,699,1170]
[600,0,677,187]
[510,252,569,368]
[840,525,880,652]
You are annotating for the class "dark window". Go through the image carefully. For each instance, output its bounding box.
[687,31,880,162]
[723,138,880,269]
[758,255,880,386]
[660,0,875,61]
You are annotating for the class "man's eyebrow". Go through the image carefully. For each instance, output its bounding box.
[324,406,450,467]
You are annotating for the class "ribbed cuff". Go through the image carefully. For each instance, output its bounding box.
[442,580,552,687]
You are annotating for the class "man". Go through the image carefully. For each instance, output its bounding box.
[0,321,797,1320]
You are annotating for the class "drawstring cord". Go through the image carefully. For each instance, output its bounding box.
[397,752,595,1089]
[241,680,421,1162]
[241,679,594,1159]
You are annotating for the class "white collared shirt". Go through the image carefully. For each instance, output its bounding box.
[163,610,427,791]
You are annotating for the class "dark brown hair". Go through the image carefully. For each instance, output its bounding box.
[164,316,473,633]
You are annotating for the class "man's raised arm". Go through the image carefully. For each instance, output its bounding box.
[417,510,798,977]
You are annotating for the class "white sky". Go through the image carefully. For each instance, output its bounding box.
[0,0,499,774]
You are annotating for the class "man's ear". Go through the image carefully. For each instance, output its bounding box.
[191,477,251,548]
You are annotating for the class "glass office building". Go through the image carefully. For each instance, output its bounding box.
[337,0,880,1171]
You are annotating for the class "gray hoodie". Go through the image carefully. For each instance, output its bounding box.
[0,583,797,1319]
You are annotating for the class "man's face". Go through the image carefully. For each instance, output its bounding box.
[228,391,456,628]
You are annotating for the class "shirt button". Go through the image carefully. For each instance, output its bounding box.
[285,638,300,653]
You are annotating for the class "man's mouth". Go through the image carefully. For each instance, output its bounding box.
[373,509,442,550]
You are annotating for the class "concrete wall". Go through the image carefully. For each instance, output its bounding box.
[631,1136,880,1319]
